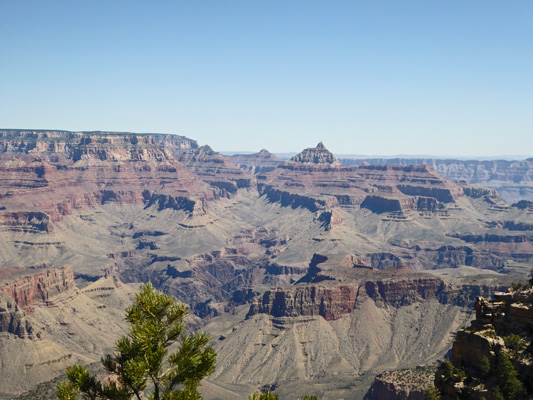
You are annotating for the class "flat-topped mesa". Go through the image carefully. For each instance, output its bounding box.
[0,130,217,218]
[0,130,198,160]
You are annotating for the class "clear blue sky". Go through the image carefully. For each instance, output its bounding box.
[1,1,532,156]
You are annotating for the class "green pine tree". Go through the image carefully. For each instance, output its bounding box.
[57,283,217,400]
[248,391,279,400]
[424,385,441,400]
[495,349,526,400]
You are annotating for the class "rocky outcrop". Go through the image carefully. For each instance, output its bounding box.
[265,263,307,276]
[364,368,435,400]
[290,142,342,165]
[0,266,76,313]
[259,185,333,212]
[435,284,533,399]
[317,209,343,230]
[0,292,34,339]
[361,196,404,213]
[143,193,205,214]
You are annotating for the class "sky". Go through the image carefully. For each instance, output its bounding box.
[1,1,532,157]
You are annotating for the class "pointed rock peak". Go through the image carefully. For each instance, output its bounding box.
[198,145,216,155]
[290,142,340,165]
[256,149,279,160]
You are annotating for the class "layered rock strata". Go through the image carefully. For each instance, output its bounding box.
[0,130,217,220]
[342,157,533,203]
[0,266,76,313]
[258,143,483,218]
[247,268,503,322]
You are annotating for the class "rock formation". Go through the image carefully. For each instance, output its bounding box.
[342,157,533,203]
[364,367,436,400]
[0,266,76,313]
[290,141,341,165]
[434,283,533,399]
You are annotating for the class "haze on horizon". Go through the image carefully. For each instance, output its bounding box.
[1,1,532,157]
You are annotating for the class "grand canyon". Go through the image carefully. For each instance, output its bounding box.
[1,129,532,399]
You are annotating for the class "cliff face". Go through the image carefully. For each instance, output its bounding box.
[0,292,34,338]
[246,270,504,322]
[0,129,197,156]
[0,266,76,313]
[247,284,360,321]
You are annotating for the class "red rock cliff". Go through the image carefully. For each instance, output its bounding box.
[0,266,77,314]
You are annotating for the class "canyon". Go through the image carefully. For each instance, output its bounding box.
[1,129,532,399]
